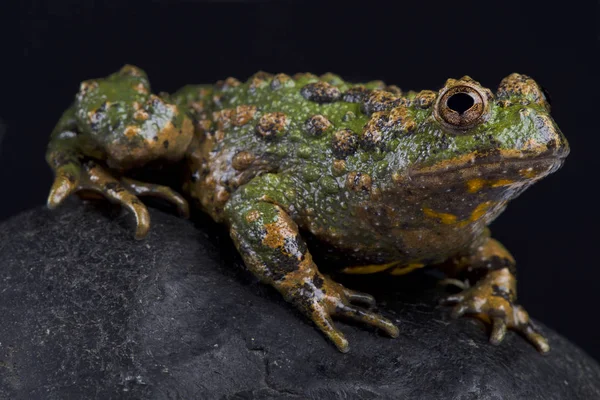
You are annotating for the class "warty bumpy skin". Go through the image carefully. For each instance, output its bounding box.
[46,65,569,353]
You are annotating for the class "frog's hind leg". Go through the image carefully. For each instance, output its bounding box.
[225,174,399,352]
[439,234,549,353]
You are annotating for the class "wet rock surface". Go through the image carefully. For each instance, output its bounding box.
[1,201,599,399]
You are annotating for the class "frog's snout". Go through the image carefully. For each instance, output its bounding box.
[528,109,570,161]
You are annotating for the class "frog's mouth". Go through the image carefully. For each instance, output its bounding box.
[409,149,567,185]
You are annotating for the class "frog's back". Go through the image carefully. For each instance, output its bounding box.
[175,72,398,221]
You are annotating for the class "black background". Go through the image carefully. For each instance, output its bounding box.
[1,1,598,361]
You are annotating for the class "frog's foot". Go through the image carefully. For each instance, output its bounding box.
[48,161,150,239]
[288,275,399,353]
[47,161,188,239]
[441,269,549,353]
[121,177,189,218]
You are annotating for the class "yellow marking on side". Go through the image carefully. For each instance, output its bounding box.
[422,208,458,224]
[467,178,486,193]
[389,263,425,276]
[491,179,514,188]
[469,201,494,222]
[467,178,514,193]
[342,261,400,274]
[424,201,496,227]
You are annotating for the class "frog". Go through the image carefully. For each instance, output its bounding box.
[45,65,569,353]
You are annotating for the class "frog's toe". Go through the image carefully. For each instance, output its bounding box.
[313,313,350,353]
[78,161,151,239]
[335,304,399,338]
[513,306,550,353]
[490,312,549,353]
[121,177,190,218]
[47,168,80,209]
[439,292,466,306]
[489,317,508,345]
[342,288,376,307]
[523,323,550,353]
[110,191,150,240]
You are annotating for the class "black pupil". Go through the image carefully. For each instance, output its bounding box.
[447,92,474,114]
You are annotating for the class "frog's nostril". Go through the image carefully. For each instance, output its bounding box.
[447,92,474,115]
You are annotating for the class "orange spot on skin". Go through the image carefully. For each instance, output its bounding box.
[331,159,346,175]
[466,178,486,193]
[423,208,458,224]
[469,201,494,222]
[262,212,297,254]
[424,201,495,227]
[491,179,514,188]
[213,105,257,130]
[133,109,149,121]
[124,126,140,138]
[467,178,515,193]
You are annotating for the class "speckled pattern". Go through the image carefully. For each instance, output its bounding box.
[44,66,570,353]
[1,204,599,399]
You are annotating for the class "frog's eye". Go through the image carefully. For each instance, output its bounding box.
[437,85,487,130]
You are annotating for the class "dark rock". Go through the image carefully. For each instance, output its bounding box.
[1,201,599,399]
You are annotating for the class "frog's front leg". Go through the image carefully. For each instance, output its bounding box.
[46,65,194,238]
[46,109,189,239]
[440,234,549,353]
[225,175,399,352]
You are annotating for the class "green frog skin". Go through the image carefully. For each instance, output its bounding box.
[46,65,569,353]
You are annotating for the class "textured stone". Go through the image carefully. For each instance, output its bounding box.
[0,202,599,399]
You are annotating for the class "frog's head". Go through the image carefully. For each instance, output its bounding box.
[369,74,569,229]
[401,73,569,185]
[75,65,193,170]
